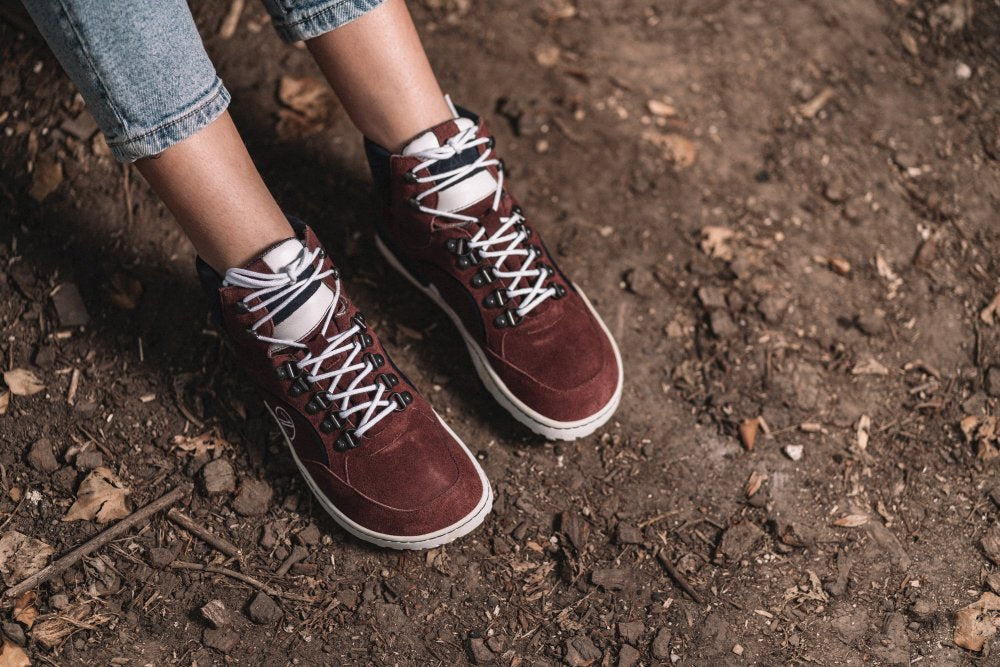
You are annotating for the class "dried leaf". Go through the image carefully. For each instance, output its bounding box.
[738,417,760,452]
[856,415,871,451]
[700,226,735,261]
[954,592,1000,652]
[833,514,869,528]
[62,467,131,524]
[852,358,890,376]
[0,531,54,584]
[0,638,30,667]
[107,273,143,310]
[2,369,45,396]
[13,591,37,629]
[745,471,767,498]
[642,131,696,167]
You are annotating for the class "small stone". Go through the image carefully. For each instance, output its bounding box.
[60,111,99,141]
[27,438,59,473]
[2,621,25,646]
[615,523,644,545]
[697,286,728,310]
[985,366,1000,398]
[147,547,175,569]
[617,621,644,644]
[757,294,789,324]
[260,522,278,549]
[296,523,321,546]
[203,627,239,653]
[52,467,77,493]
[709,310,739,339]
[591,568,629,591]
[909,597,937,620]
[49,594,70,611]
[624,267,656,297]
[29,155,63,202]
[246,591,282,624]
[981,524,1000,565]
[823,177,847,203]
[51,283,90,328]
[201,459,236,495]
[784,444,804,461]
[857,310,887,336]
[335,589,358,610]
[651,628,671,659]
[200,599,230,628]
[468,637,496,665]
[618,644,640,667]
[74,450,103,472]
[232,479,273,516]
[563,635,601,666]
[732,643,744,656]
[717,521,765,562]
[956,61,972,79]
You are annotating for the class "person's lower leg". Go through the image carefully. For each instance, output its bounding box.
[305,0,452,151]
[135,112,294,273]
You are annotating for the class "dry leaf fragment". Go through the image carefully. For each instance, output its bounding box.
[700,226,735,261]
[62,467,131,524]
[954,592,1000,652]
[981,290,1000,326]
[738,417,761,452]
[13,591,37,629]
[794,86,834,118]
[0,392,8,416]
[172,432,230,458]
[0,638,30,667]
[852,358,890,376]
[827,256,851,275]
[856,415,871,451]
[833,514,870,528]
[745,471,767,498]
[642,131,696,167]
[2,369,45,396]
[646,100,677,117]
[0,531,54,584]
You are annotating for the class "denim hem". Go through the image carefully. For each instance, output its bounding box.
[106,77,231,162]
[271,0,386,43]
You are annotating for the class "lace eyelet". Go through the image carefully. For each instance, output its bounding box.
[407,197,421,211]
[377,373,399,389]
[391,391,413,411]
[403,171,418,184]
[552,283,567,299]
[275,361,300,380]
[494,310,523,329]
[305,392,333,415]
[487,136,496,149]
[363,352,384,369]
[288,375,313,397]
[351,313,367,331]
[446,238,469,255]
[235,300,250,313]
[483,288,508,309]
[470,266,497,288]
[320,412,344,434]
[456,251,480,269]
[334,429,359,452]
[355,332,373,349]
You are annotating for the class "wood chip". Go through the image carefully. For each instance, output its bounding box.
[852,358,890,376]
[981,290,1000,326]
[833,514,869,528]
[794,86,834,118]
[856,415,871,451]
[745,471,767,498]
[738,417,761,451]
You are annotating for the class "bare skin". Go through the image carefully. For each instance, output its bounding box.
[306,0,453,152]
[137,0,450,273]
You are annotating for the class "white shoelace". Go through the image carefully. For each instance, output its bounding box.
[408,125,559,318]
[224,246,397,438]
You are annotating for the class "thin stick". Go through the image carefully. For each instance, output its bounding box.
[169,561,315,604]
[656,550,704,604]
[3,484,189,600]
[166,509,241,558]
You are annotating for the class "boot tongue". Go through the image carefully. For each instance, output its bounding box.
[402,117,497,216]
[258,238,335,343]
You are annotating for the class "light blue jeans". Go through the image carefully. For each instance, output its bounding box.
[22,0,384,162]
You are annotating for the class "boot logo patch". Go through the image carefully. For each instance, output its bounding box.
[274,405,296,441]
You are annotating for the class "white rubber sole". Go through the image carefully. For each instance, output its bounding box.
[376,235,624,441]
[265,402,492,550]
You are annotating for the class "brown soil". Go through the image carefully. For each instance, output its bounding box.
[1,0,999,665]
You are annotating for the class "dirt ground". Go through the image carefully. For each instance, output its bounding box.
[1,0,999,664]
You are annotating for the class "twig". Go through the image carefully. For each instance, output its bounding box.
[656,550,704,604]
[3,484,190,600]
[122,163,133,227]
[166,509,241,559]
[218,0,245,39]
[169,561,315,603]
[275,545,309,577]
[0,493,26,532]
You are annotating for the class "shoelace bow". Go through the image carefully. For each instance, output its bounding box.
[224,247,397,440]
[408,125,560,319]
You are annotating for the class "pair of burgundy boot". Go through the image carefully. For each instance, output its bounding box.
[198,102,622,549]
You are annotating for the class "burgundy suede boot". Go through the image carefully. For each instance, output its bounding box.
[365,101,623,441]
[197,219,491,549]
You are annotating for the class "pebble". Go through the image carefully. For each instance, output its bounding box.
[201,459,236,495]
[717,521,765,561]
[74,450,104,472]
[2,621,25,645]
[709,311,739,339]
[624,267,656,297]
[147,547,175,569]
[27,437,59,473]
[468,637,495,665]
[49,594,69,611]
[651,628,672,659]
[295,522,321,546]
[784,444,804,461]
[51,282,90,328]
[615,523,644,545]
[232,479,273,516]
[985,366,1000,398]
[200,599,230,628]
[246,591,282,624]
[52,467,77,493]
[618,644,640,667]
[856,310,887,336]
[617,621,644,644]
[563,635,601,666]
[956,61,972,79]
[203,627,238,653]
[697,286,728,310]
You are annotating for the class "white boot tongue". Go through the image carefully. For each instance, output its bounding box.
[260,238,335,343]
[402,117,497,214]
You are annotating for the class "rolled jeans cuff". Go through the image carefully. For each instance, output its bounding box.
[269,0,386,43]
[106,77,231,162]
